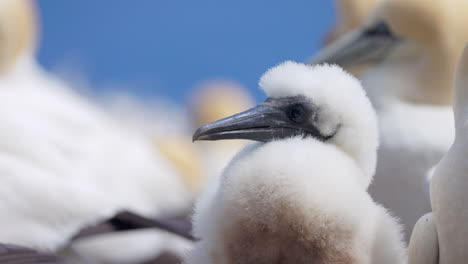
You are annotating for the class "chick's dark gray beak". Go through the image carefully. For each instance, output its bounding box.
[309,28,398,67]
[193,104,295,142]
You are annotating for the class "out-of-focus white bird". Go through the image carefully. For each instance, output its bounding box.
[99,92,202,194]
[102,80,255,196]
[409,44,468,264]
[186,62,406,264]
[310,0,468,239]
[0,0,192,262]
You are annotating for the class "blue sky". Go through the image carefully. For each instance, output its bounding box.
[36,1,334,102]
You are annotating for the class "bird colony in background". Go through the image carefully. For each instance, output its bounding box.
[0,0,467,263]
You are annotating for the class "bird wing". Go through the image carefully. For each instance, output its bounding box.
[72,211,195,242]
[0,243,65,264]
[408,213,439,264]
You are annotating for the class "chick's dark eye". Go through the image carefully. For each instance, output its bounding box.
[287,104,306,123]
[365,22,392,37]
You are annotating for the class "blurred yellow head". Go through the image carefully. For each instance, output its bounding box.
[190,80,254,127]
[371,0,468,104]
[0,0,37,73]
[155,137,202,192]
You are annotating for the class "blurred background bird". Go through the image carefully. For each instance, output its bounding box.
[408,44,468,264]
[312,0,468,240]
[0,0,197,263]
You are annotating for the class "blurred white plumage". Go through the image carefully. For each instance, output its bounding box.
[409,44,468,264]
[0,0,193,262]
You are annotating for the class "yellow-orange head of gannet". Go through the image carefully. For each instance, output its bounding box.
[0,0,37,73]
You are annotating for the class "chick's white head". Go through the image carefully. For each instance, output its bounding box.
[194,61,378,186]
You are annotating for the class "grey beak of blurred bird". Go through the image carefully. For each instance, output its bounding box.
[308,26,399,67]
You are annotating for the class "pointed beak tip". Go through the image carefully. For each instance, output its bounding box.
[192,124,213,142]
[192,128,202,142]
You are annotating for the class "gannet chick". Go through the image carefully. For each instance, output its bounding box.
[310,0,468,239]
[185,62,406,264]
[409,44,468,264]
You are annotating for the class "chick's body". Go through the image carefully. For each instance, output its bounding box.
[189,139,404,264]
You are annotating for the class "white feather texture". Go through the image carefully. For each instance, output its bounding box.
[185,62,406,264]
[260,61,378,183]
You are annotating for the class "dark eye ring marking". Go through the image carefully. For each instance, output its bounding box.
[287,104,307,123]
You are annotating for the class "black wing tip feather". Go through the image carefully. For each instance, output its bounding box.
[0,243,65,264]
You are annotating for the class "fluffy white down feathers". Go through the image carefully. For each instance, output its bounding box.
[185,62,406,264]
[260,61,378,182]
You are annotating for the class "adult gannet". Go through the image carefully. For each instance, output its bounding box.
[185,62,406,264]
[408,45,468,264]
[0,0,192,262]
[310,0,468,239]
